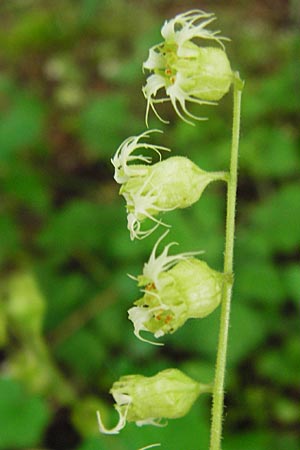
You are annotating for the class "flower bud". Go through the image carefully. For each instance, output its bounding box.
[97,368,211,434]
[128,232,224,343]
[142,10,233,124]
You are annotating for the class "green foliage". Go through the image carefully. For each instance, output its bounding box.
[0,0,299,449]
[0,378,50,449]
[79,94,142,157]
[0,78,46,162]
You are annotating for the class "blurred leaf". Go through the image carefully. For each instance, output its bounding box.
[0,2,299,449]
[79,94,141,158]
[169,297,270,366]
[0,90,46,161]
[0,377,49,449]
[227,302,270,366]
[8,341,76,405]
[0,301,7,348]
[37,201,118,263]
[164,193,225,271]
[6,271,46,338]
[269,434,300,450]
[55,328,107,379]
[223,431,271,450]
[1,10,61,55]
[235,229,272,262]
[251,183,300,253]
[240,126,299,178]
[39,272,93,331]
[256,336,300,386]
[273,397,300,424]
[72,396,109,437]
[243,59,300,121]
[180,360,215,385]
[282,264,300,304]
[0,215,21,263]
[91,302,130,347]
[169,309,220,361]
[2,162,50,212]
[235,259,285,304]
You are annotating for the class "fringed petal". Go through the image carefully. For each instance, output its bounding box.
[128,306,164,345]
[141,230,203,288]
[138,444,161,450]
[97,403,129,435]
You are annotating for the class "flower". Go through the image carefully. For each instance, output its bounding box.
[122,155,224,240]
[128,231,225,343]
[112,131,227,240]
[111,129,170,184]
[142,10,233,124]
[97,368,211,434]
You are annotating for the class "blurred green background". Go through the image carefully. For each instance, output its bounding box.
[0,0,299,449]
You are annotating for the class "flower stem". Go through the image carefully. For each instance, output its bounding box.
[209,73,244,450]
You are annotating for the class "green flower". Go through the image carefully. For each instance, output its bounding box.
[112,131,227,240]
[143,10,233,124]
[128,232,225,343]
[97,368,211,434]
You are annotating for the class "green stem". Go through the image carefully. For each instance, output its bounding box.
[209,73,244,450]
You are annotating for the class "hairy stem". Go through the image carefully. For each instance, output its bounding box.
[209,73,244,450]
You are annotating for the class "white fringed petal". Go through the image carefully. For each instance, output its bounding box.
[138,444,161,450]
[141,230,203,289]
[97,403,129,435]
[112,129,170,184]
[143,48,165,71]
[136,418,168,427]
[143,9,232,124]
[128,306,164,345]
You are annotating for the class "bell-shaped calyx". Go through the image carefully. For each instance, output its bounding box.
[112,130,227,239]
[97,368,211,434]
[142,9,233,124]
[128,232,227,344]
[122,156,226,240]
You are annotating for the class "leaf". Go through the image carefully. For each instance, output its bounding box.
[2,162,50,212]
[223,431,272,450]
[55,328,107,379]
[256,336,300,386]
[0,91,46,161]
[240,126,299,178]
[227,302,270,366]
[234,259,285,305]
[0,377,50,449]
[39,272,92,331]
[72,396,110,438]
[251,183,300,253]
[282,264,300,304]
[78,94,141,158]
[168,309,220,360]
[37,201,118,263]
[6,271,46,337]
[0,215,21,264]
